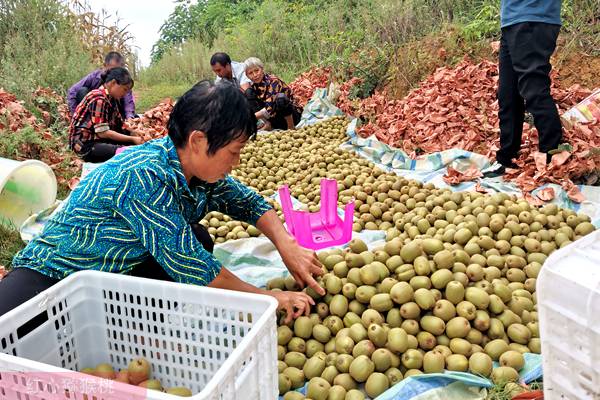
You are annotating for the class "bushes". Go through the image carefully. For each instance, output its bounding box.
[560,0,600,56]
[151,0,261,63]
[0,0,93,107]
[140,0,503,90]
[143,0,446,87]
[142,0,598,97]
[460,2,500,42]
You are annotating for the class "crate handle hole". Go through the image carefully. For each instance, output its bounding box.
[16,310,50,339]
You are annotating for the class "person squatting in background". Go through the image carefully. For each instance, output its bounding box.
[69,67,149,163]
[243,57,303,131]
[67,51,136,120]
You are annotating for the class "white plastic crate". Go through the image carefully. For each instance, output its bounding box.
[538,229,600,400]
[0,270,278,399]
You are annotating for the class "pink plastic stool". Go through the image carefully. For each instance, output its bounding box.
[278,178,354,250]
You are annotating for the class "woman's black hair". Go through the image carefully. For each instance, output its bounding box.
[168,80,257,154]
[100,67,134,88]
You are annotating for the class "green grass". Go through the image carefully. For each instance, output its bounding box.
[486,381,543,400]
[0,125,44,160]
[0,225,24,268]
[134,82,190,113]
[528,381,543,392]
[486,383,517,400]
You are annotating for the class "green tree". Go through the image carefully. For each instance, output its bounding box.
[151,0,260,63]
[151,1,200,62]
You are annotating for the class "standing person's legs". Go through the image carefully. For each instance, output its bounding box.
[496,26,525,168]
[130,224,214,281]
[508,22,562,156]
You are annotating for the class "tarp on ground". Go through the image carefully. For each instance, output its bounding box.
[215,229,385,286]
[297,87,345,128]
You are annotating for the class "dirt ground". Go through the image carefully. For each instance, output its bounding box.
[556,52,600,90]
[384,30,600,99]
[383,29,495,99]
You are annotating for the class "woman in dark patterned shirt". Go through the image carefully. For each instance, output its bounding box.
[69,67,148,162]
[244,57,303,131]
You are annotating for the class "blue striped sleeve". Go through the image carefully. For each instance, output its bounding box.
[207,176,272,226]
[113,168,222,285]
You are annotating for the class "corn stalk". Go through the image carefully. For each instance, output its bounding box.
[67,0,138,75]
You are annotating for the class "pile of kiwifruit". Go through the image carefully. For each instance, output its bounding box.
[204,116,432,243]
[266,189,595,400]
[199,211,263,244]
[232,116,351,200]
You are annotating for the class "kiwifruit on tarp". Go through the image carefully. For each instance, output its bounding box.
[17,84,560,399]
[304,87,600,228]
[341,117,600,227]
[278,356,542,399]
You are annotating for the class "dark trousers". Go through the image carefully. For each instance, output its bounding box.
[244,89,302,130]
[0,224,214,329]
[81,141,124,163]
[129,223,214,281]
[76,86,127,119]
[496,22,562,167]
[244,88,263,114]
[0,267,61,338]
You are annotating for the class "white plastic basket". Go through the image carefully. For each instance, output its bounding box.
[538,229,600,400]
[0,270,278,399]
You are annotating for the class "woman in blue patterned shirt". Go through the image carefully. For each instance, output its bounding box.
[1,81,324,323]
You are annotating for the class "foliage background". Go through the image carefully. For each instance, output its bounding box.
[142,0,599,98]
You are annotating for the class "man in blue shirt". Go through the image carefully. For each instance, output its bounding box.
[1,81,324,323]
[485,0,563,177]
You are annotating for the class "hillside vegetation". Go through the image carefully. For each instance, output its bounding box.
[142,0,600,98]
